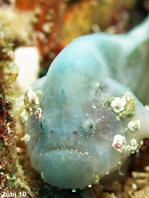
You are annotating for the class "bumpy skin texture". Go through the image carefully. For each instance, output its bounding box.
[26,16,149,189]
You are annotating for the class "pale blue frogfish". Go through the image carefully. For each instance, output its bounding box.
[24,16,149,189]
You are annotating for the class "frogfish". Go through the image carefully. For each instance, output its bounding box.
[24,16,149,189]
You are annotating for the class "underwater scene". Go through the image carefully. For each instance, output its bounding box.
[0,0,149,197]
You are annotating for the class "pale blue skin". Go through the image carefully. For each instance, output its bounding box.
[26,16,149,189]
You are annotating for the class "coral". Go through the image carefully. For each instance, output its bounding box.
[0,7,34,45]
[0,31,42,198]
[25,16,149,190]
[14,0,135,67]
[0,32,18,194]
[0,31,40,198]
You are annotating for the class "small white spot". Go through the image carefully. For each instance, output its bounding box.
[130,139,137,146]
[130,139,138,153]
[42,22,53,33]
[72,189,76,193]
[27,87,39,105]
[111,97,126,113]
[94,175,100,184]
[88,184,92,188]
[112,135,126,154]
[125,92,133,101]
[140,140,144,145]
[20,109,29,123]
[132,183,137,190]
[96,82,100,88]
[21,134,30,142]
[92,105,96,109]
[127,119,141,132]
[145,105,149,111]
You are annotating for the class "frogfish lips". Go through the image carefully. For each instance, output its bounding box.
[31,146,101,189]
